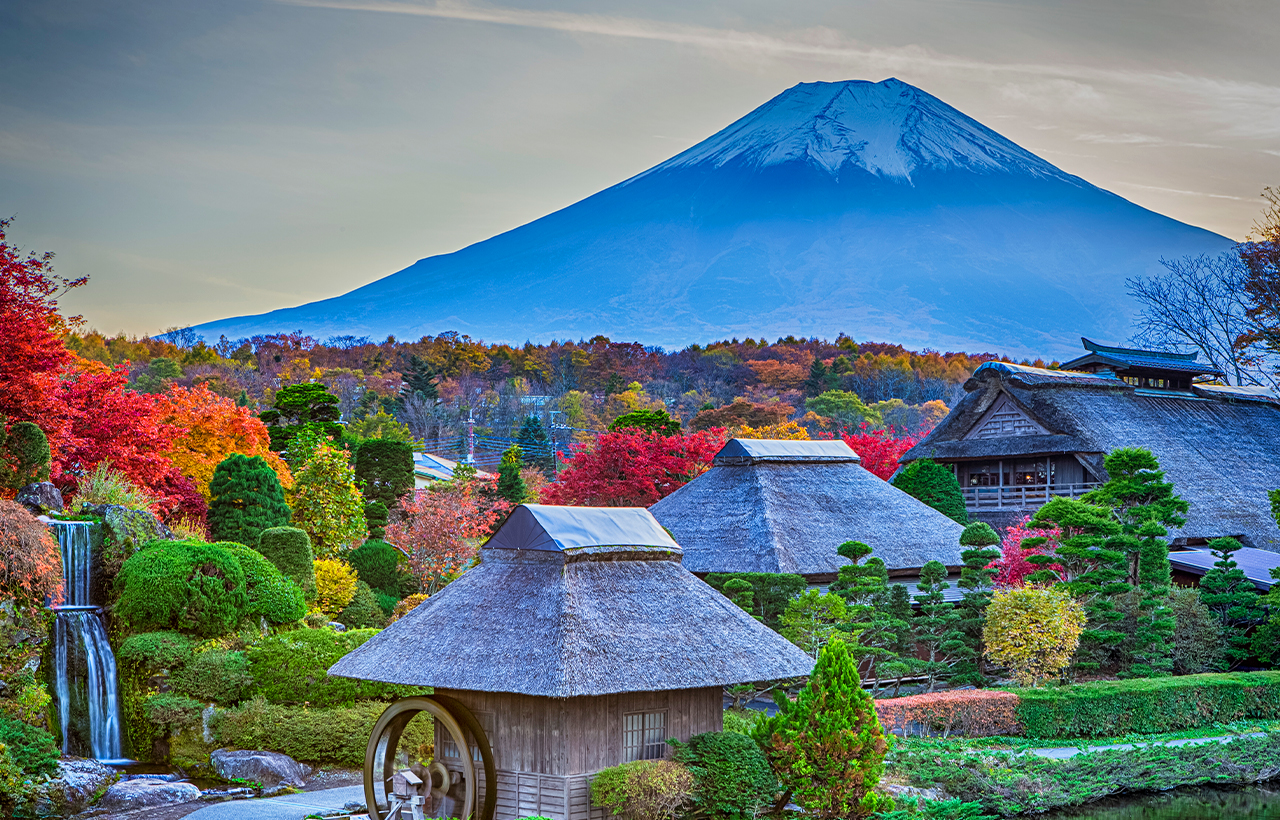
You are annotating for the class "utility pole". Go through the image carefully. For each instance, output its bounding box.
[465,409,476,465]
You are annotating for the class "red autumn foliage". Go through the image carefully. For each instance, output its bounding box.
[0,500,65,616]
[874,690,1021,738]
[542,428,728,507]
[387,480,510,594]
[836,423,920,480]
[991,515,1064,587]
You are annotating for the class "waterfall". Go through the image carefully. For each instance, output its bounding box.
[51,521,126,762]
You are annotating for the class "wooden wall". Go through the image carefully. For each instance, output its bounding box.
[434,687,722,820]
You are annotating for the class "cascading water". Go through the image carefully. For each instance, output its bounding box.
[50,521,126,762]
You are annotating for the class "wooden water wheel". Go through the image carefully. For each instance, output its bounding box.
[364,696,495,820]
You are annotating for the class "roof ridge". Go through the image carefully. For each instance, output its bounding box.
[1081,337,1199,362]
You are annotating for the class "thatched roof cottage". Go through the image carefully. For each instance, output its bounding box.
[901,338,1280,549]
[649,439,967,586]
[329,504,813,820]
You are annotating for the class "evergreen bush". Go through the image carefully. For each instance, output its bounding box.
[354,439,415,508]
[246,628,412,707]
[671,731,777,820]
[891,459,968,524]
[348,539,401,597]
[374,591,399,617]
[0,419,50,492]
[259,383,342,453]
[208,454,291,547]
[171,649,254,705]
[1170,586,1225,674]
[118,631,196,671]
[496,445,529,503]
[703,573,807,630]
[337,581,387,629]
[364,500,388,540]
[256,526,316,596]
[115,540,248,637]
[224,544,307,625]
[0,714,58,777]
[590,760,694,820]
[143,692,204,732]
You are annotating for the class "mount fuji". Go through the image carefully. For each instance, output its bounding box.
[190,78,1231,358]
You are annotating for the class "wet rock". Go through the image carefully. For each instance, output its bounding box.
[328,621,347,632]
[16,482,64,514]
[884,783,951,803]
[211,748,311,792]
[96,777,201,812]
[38,758,117,815]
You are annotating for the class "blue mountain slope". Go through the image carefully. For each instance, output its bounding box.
[191,78,1231,359]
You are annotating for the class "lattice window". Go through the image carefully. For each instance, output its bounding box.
[967,397,1043,440]
[623,711,668,762]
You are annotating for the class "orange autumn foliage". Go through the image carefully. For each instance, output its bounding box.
[0,500,64,617]
[152,384,293,500]
[874,690,1021,738]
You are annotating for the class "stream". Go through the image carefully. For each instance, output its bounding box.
[1046,787,1280,819]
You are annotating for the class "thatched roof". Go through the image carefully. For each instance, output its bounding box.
[649,439,967,577]
[328,504,814,696]
[902,361,1280,550]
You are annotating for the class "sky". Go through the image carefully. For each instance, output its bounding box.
[2,0,1278,338]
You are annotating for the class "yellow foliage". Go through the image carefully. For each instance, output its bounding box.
[313,558,358,617]
[390,593,429,623]
[983,587,1086,687]
[733,421,811,440]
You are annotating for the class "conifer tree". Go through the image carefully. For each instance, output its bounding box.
[754,638,891,819]
[364,500,388,540]
[399,355,439,404]
[913,560,965,692]
[259,383,342,452]
[496,445,530,503]
[881,583,917,696]
[953,522,1001,685]
[208,454,292,546]
[803,358,838,397]
[722,578,756,615]
[354,439,415,509]
[1200,537,1263,669]
[515,416,555,473]
[831,541,901,685]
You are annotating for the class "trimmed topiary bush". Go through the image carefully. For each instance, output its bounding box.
[348,539,400,597]
[246,628,413,707]
[171,649,254,705]
[355,440,415,508]
[364,500,388,540]
[0,714,58,777]
[224,543,307,625]
[336,581,386,630]
[118,631,196,672]
[114,540,247,637]
[208,454,292,547]
[256,526,316,596]
[671,732,777,820]
[892,459,969,525]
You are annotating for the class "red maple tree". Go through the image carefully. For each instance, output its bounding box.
[542,428,727,507]
[387,479,510,594]
[990,515,1063,587]
[836,423,920,480]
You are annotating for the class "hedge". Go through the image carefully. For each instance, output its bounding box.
[1014,671,1280,738]
[245,627,416,707]
[876,691,1020,738]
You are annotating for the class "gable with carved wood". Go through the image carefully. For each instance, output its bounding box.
[964,395,1048,440]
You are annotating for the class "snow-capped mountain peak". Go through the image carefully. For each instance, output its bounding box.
[645,78,1075,183]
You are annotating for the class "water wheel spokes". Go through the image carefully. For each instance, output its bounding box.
[364,697,476,820]
[431,693,496,820]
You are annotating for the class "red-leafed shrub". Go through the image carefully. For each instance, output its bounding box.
[991,515,1063,587]
[0,500,64,617]
[874,690,1021,738]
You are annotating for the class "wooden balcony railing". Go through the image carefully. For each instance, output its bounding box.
[960,482,1101,510]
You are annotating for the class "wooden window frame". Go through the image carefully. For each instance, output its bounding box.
[623,710,668,762]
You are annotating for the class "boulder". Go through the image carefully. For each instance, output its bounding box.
[16,481,63,514]
[96,777,201,812]
[36,758,117,815]
[211,748,311,791]
[100,504,173,547]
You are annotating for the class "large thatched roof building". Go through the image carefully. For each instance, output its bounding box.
[649,439,967,584]
[329,504,813,820]
[901,339,1280,549]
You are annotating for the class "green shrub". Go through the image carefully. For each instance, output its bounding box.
[671,732,777,820]
[348,539,400,596]
[171,649,254,705]
[364,501,389,540]
[225,544,307,625]
[721,709,764,737]
[374,591,399,618]
[0,742,35,817]
[337,581,387,630]
[143,692,204,732]
[211,697,433,766]
[118,631,196,671]
[115,540,247,637]
[354,439,415,508]
[0,714,58,777]
[703,572,807,630]
[591,760,694,820]
[208,454,291,547]
[0,420,50,492]
[891,459,968,525]
[256,526,316,596]
[1014,671,1280,738]
[246,627,412,707]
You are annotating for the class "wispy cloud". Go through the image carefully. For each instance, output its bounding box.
[1114,182,1251,201]
[1076,132,1219,148]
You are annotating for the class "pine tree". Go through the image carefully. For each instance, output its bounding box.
[830,541,901,686]
[722,578,756,615]
[1130,525,1176,676]
[364,500,388,539]
[754,639,891,819]
[515,416,555,473]
[208,454,292,546]
[496,445,530,503]
[892,459,969,524]
[913,560,965,692]
[354,439,415,509]
[881,583,917,696]
[1200,537,1263,669]
[953,522,1001,685]
[804,358,838,397]
[259,383,343,452]
[400,355,439,404]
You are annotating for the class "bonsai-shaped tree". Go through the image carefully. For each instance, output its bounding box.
[913,560,966,692]
[754,638,891,819]
[354,439,415,509]
[953,522,1002,685]
[721,578,756,615]
[256,526,316,597]
[1200,536,1263,669]
[364,499,388,540]
[830,541,906,688]
[259,382,342,453]
[208,454,291,547]
[983,587,1086,687]
[496,445,530,503]
[608,408,681,436]
[891,459,968,525]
